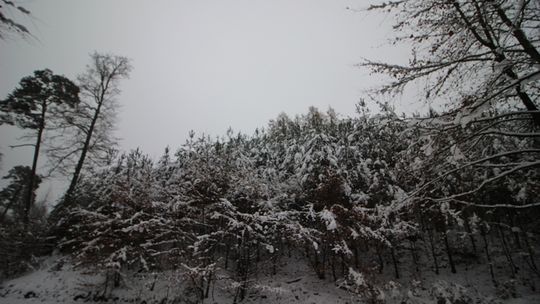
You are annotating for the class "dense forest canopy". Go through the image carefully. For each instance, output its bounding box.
[46,104,540,301]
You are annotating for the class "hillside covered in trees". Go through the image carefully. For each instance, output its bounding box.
[1,0,540,303]
[2,104,539,303]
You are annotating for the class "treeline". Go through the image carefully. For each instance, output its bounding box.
[49,105,540,301]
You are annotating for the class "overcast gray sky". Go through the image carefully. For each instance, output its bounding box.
[1,0,414,199]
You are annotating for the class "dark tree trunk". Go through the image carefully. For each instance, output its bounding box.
[520,225,540,277]
[272,253,277,276]
[498,223,517,278]
[256,240,260,263]
[321,244,327,280]
[340,252,346,277]
[480,225,497,284]
[376,245,384,274]
[64,96,105,205]
[204,271,212,299]
[464,216,478,256]
[353,244,359,269]
[24,102,46,228]
[411,240,420,273]
[428,229,439,275]
[224,238,230,270]
[390,245,400,279]
[443,231,457,274]
[331,254,337,282]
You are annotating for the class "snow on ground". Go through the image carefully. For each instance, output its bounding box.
[1,254,539,303]
[237,255,362,304]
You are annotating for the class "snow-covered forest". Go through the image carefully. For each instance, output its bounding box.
[1,0,540,303]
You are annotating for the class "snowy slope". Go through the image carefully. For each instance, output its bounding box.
[1,254,539,304]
